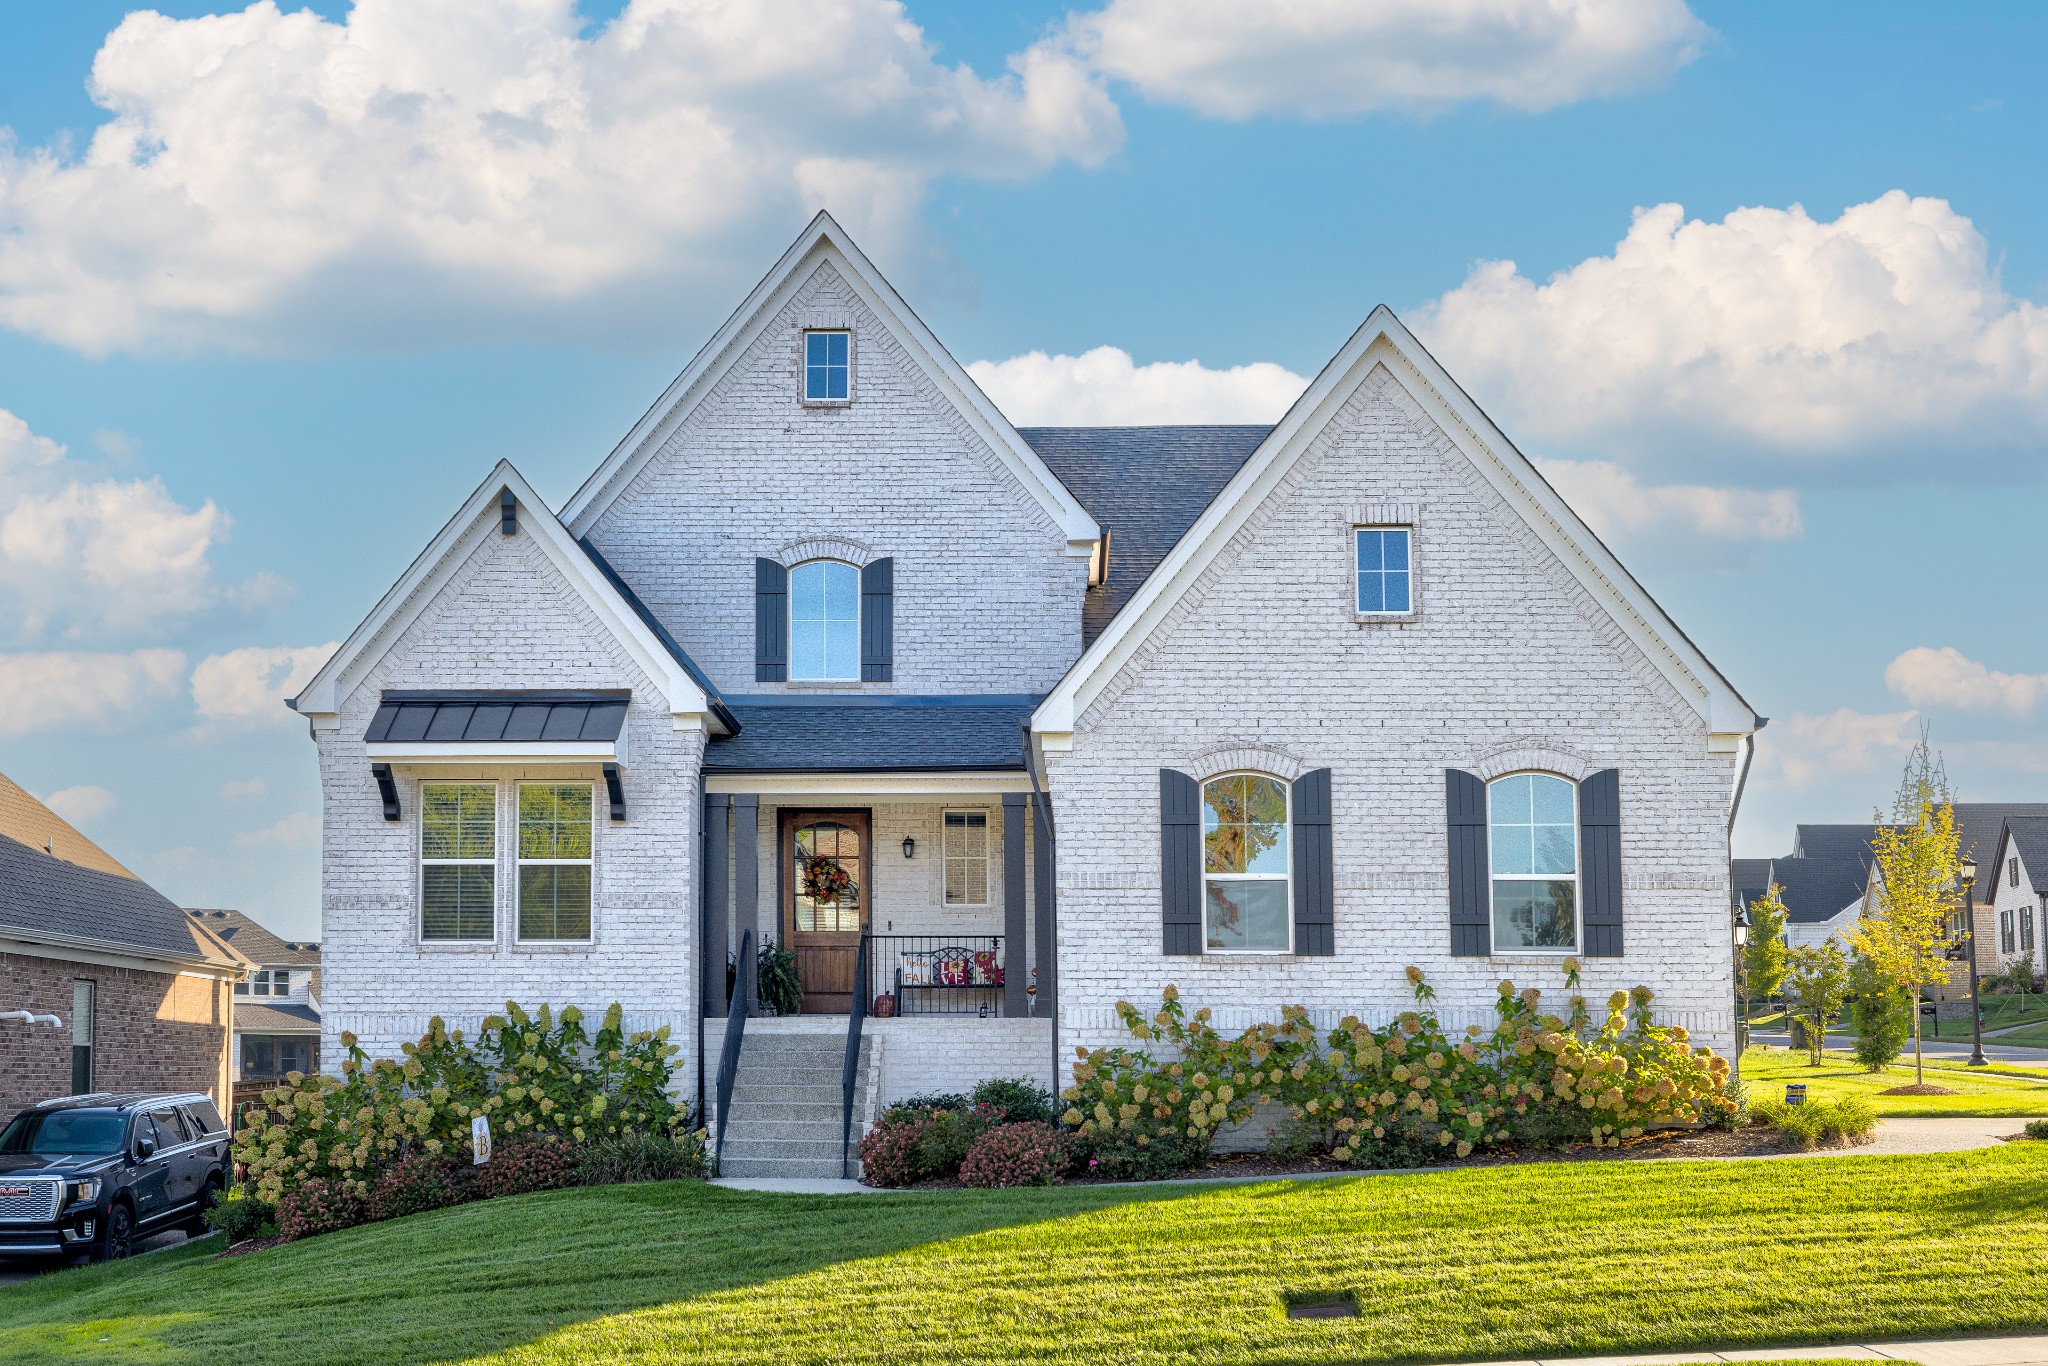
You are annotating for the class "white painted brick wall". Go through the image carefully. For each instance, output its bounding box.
[1045,363,1741,1082]
[317,520,706,1072]
[584,259,1086,697]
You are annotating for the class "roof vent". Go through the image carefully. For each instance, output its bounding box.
[500,486,517,536]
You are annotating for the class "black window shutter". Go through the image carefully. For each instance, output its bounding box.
[1446,769,1489,957]
[860,557,894,682]
[1580,768,1623,957]
[1161,769,1201,955]
[1292,768,1334,955]
[754,559,787,682]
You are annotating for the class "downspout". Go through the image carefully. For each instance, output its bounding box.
[1021,724,1059,1101]
[695,771,707,1123]
[1726,722,1764,1077]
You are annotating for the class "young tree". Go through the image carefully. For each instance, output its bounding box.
[1844,733,1962,1087]
[1850,952,1912,1071]
[1785,941,1851,1065]
[1743,884,1790,1028]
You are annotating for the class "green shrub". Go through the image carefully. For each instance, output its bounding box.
[575,1129,710,1185]
[276,1178,365,1241]
[1265,1116,1330,1163]
[856,1110,936,1187]
[1753,1095,1875,1148]
[970,1077,1056,1125]
[913,1104,1002,1176]
[1851,988,1912,1070]
[364,1154,468,1222]
[891,1091,969,1115]
[958,1123,1067,1188]
[206,1189,275,1244]
[473,1136,580,1199]
[2022,1118,2048,1140]
[756,942,803,1017]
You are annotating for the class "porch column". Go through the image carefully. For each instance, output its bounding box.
[1032,795,1055,1013]
[732,795,760,1015]
[702,793,730,1018]
[1003,793,1028,1016]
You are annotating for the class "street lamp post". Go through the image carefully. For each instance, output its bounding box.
[1733,903,1752,1054]
[1961,857,1986,1067]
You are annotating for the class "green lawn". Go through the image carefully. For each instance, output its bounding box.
[1742,1046,2048,1115]
[7,1150,2048,1364]
[1927,994,2048,1042]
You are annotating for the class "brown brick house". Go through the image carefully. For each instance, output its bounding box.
[0,776,247,1119]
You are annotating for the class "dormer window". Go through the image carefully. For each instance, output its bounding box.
[804,330,850,403]
[790,559,860,679]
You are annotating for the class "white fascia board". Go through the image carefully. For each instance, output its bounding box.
[705,771,1033,796]
[1033,306,1760,745]
[291,461,715,731]
[366,740,619,764]
[560,212,1099,546]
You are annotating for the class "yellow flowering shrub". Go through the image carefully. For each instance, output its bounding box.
[237,1001,690,1205]
[1060,963,1735,1177]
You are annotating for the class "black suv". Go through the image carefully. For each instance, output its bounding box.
[0,1093,231,1263]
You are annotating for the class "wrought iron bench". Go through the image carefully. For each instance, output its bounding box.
[891,943,1004,1015]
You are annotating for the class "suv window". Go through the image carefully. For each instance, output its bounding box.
[0,1108,127,1156]
[148,1107,188,1145]
[181,1100,225,1137]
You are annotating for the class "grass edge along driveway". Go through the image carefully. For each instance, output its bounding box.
[1741,1046,2048,1116]
[6,1146,2048,1364]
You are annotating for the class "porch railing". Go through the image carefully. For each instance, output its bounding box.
[713,928,754,1167]
[866,934,1007,1017]
[840,930,870,1180]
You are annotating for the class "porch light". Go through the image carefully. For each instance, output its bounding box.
[902,836,916,860]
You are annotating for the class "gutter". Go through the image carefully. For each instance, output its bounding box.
[1020,724,1060,1100]
[1,925,244,975]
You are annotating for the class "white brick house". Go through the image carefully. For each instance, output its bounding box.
[292,215,1760,1173]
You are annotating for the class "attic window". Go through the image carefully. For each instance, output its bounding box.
[804,330,850,403]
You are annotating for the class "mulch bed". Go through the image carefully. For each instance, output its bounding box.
[1880,1084,1960,1096]
[218,1236,286,1259]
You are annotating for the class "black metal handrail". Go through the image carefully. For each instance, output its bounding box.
[713,928,754,1167]
[841,929,871,1179]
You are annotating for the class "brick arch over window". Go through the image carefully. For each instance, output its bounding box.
[1187,742,1309,784]
[1469,739,1597,784]
[774,536,875,569]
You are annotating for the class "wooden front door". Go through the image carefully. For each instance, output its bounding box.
[782,810,870,1014]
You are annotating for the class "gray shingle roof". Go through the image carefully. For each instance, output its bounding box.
[0,832,213,962]
[1731,857,1773,910]
[1021,426,1270,644]
[1790,824,1896,866]
[1990,817,2048,895]
[704,696,1039,773]
[1953,805,2048,901]
[235,1002,320,1031]
[1767,857,1868,924]
[579,536,739,734]
[187,909,320,967]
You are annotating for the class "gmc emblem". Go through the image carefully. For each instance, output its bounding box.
[0,1187,28,1197]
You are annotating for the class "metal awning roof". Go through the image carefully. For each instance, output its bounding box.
[365,690,629,746]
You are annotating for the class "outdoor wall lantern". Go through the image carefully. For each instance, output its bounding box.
[902,836,916,859]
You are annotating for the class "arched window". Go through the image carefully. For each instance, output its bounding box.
[789,560,859,680]
[1489,772,1578,951]
[1202,773,1290,952]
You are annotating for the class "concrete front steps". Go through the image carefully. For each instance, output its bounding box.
[716,1031,879,1180]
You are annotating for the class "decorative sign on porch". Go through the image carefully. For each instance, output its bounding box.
[472,1114,493,1165]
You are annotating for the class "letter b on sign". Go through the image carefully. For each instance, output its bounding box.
[472,1114,493,1165]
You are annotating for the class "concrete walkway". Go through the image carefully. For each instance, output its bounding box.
[1459,1330,2048,1365]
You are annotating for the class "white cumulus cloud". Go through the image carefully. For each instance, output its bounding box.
[40,785,117,826]
[0,648,185,737]
[190,643,339,726]
[1064,0,1708,119]
[1759,708,1921,791]
[1416,191,2048,470]
[232,811,320,850]
[1536,459,1801,565]
[221,776,268,800]
[1885,646,2048,716]
[0,0,1122,354]
[969,347,1308,424]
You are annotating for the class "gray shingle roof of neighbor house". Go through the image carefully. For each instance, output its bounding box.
[1021,426,1272,645]
[704,696,1040,773]
[1952,804,2048,887]
[186,909,320,967]
[0,831,222,963]
[234,1002,321,1031]
[1731,857,1773,909]
[1766,856,1869,925]
[1989,817,2048,895]
[1790,824,1897,866]
[365,692,631,745]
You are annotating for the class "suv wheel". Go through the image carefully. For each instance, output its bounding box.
[187,1176,223,1236]
[97,1202,135,1262]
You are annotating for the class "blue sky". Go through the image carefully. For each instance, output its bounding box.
[1,0,2045,937]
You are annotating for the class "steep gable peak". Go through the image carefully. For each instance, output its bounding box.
[561,211,1099,548]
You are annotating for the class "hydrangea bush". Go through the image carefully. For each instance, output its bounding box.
[1061,963,1735,1173]
[238,1001,694,1209]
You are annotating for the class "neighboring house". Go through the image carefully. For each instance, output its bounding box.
[186,909,323,1083]
[1984,817,2048,980]
[0,774,247,1119]
[293,215,1762,1174]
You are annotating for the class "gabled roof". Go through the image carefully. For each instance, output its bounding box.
[1988,817,2048,896]
[1767,857,1868,925]
[186,909,319,967]
[705,696,1038,773]
[1953,804,2048,894]
[1791,824,1896,868]
[1031,307,1760,744]
[0,832,240,968]
[1023,427,1269,645]
[290,463,727,733]
[561,212,1100,548]
[0,771,134,880]
[1731,857,1773,910]
[235,1002,321,1031]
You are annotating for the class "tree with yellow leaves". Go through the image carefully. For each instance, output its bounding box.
[1844,732,1962,1087]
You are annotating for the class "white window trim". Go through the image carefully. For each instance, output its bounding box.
[514,781,596,945]
[941,808,991,908]
[788,557,862,682]
[1200,771,1293,956]
[800,328,854,407]
[1487,770,1582,956]
[1351,524,1418,622]
[417,780,499,947]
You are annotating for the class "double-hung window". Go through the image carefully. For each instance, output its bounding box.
[1489,773,1578,951]
[2002,910,2015,955]
[1201,773,1291,952]
[71,981,94,1094]
[943,810,989,906]
[789,559,860,680]
[237,968,293,997]
[421,783,496,941]
[804,330,850,402]
[1355,526,1412,614]
[518,784,593,941]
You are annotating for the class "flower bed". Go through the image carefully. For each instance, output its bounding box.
[228,1001,708,1241]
